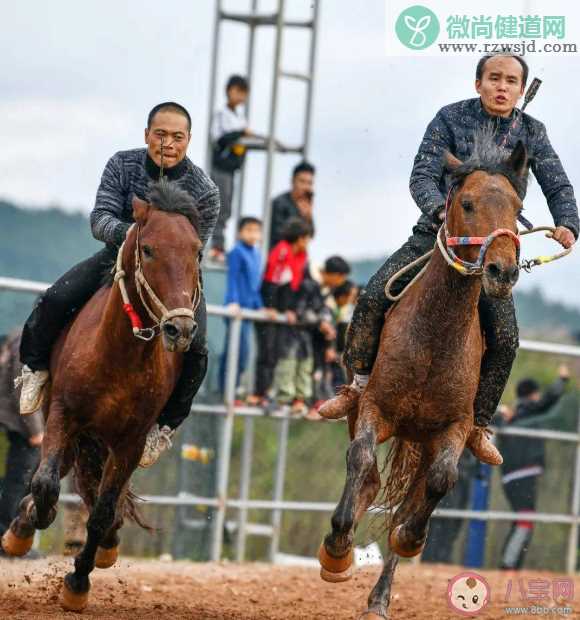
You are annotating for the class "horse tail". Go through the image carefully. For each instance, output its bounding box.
[376,437,422,530]
[71,433,152,532]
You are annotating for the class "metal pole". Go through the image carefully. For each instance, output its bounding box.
[210,316,242,561]
[269,416,290,562]
[205,0,222,171]
[566,403,580,573]
[303,0,319,158]
[234,0,259,223]
[261,0,285,261]
[235,416,255,561]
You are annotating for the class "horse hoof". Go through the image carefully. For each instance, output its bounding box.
[61,581,89,612]
[318,543,353,582]
[320,565,353,583]
[1,529,34,557]
[389,524,425,558]
[95,545,119,569]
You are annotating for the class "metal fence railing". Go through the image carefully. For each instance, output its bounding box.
[2,275,580,572]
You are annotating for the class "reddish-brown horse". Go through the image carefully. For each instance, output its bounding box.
[319,136,528,619]
[1,181,202,612]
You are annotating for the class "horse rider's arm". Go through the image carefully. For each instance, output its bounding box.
[90,154,132,247]
[530,121,580,240]
[194,181,221,248]
[409,109,455,222]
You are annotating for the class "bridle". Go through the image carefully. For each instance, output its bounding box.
[436,183,520,276]
[114,223,202,341]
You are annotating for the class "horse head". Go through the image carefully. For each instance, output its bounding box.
[444,130,528,298]
[130,180,202,353]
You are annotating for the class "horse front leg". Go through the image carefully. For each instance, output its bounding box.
[1,404,72,556]
[389,421,468,558]
[319,396,391,583]
[61,446,141,612]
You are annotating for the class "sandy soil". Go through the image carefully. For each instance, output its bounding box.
[0,558,579,619]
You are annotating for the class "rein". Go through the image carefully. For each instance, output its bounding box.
[114,224,202,341]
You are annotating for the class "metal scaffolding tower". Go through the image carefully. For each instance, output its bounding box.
[205,0,320,259]
[173,0,321,563]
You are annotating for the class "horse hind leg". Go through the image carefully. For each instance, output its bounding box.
[358,547,399,620]
[389,424,466,558]
[319,397,391,583]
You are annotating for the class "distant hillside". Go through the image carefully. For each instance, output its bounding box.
[0,200,578,339]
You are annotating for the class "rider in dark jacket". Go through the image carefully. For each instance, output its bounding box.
[320,54,578,466]
[16,102,220,468]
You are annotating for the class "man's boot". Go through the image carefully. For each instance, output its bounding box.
[15,365,50,415]
[139,425,175,468]
[318,374,368,420]
[466,426,503,466]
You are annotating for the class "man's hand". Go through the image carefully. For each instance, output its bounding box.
[325,348,337,364]
[29,433,44,447]
[552,226,575,249]
[263,307,278,321]
[296,197,313,220]
[319,321,336,341]
[559,363,571,380]
[285,310,297,325]
[498,404,514,422]
[228,302,241,316]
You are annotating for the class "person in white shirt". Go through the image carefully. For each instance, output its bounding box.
[209,75,253,263]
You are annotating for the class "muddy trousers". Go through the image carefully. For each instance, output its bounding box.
[19,247,208,432]
[343,229,519,427]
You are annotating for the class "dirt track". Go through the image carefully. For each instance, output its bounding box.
[0,558,579,619]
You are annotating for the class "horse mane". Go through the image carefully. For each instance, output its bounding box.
[101,179,201,287]
[450,123,529,199]
[148,178,201,236]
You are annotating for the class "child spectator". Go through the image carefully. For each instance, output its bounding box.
[311,256,350,408]
[256,218,313,415]
[330,280,356,389]
[218,217,265,397]
[209,75,253,264]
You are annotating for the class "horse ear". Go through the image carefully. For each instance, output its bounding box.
[132,196,150,224]
[444,151,462,171]
[508,140,528,177]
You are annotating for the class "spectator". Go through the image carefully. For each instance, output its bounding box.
[209,75,253,263]
[219,217,269,398]
[269,161,315,250]
[311,256,350,408]
[258,218,313,415]
[329,280,356,389]
[0,331,43,554]
[497,364,570,570]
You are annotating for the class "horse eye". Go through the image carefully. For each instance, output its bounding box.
[142,245,154,259]
[462,200,474,213]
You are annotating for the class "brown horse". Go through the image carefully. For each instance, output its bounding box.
[1,181,202,612]
[319,135,528,619]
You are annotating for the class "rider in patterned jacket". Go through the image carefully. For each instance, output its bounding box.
[16,102,220,468]
[320,54,579,465]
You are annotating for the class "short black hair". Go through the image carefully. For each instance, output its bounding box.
[147,102,192,132]
[226,75,249,93]
[517,378,540,398]
[476,53,529,88]
[238,216,262,231]
[324,255,351,275]
[292,161,315,178]
[282,217,313,243]
[333,280,355,300]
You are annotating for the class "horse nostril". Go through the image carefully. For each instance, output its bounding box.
[163,323,180,339]
[486,263,501,280]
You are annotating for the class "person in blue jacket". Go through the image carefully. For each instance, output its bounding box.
[219,217,269,395]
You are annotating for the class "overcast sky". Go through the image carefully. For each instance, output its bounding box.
[2,0,580,305]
